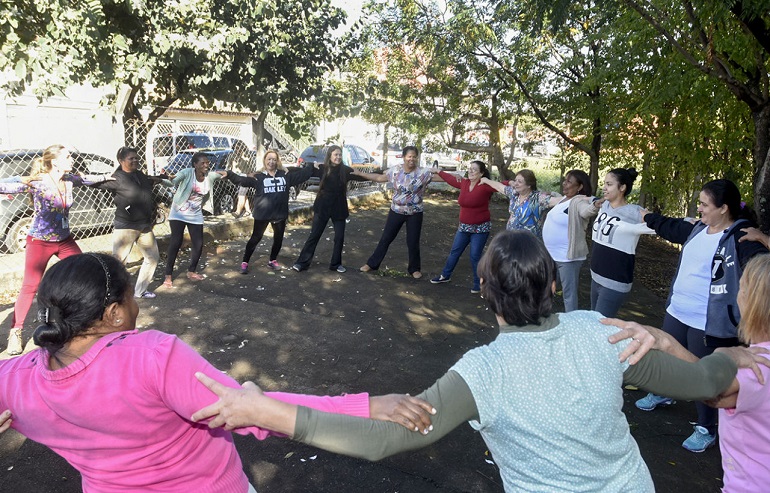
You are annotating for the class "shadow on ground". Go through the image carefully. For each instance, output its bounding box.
[0,192,722,492]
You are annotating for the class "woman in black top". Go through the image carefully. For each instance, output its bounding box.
[292,145,365,273]
[224,149,314,274]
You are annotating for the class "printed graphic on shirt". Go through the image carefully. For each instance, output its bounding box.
[263,176,287,194]
[711,248,733,294]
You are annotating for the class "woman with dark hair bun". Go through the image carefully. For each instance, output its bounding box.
[192,229,764,493]
[542,169,597,312]
[589,167,654,317]
[634,178,768,453]
[0,253,435,491]
[430,160,496,293]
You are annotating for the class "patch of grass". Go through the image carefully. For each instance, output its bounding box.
[377,267,411,278]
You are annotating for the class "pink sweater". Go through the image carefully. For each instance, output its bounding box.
[0,330,370,492]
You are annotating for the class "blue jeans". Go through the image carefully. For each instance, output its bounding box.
[590,280,628,318]
[441,230,489,290]
[556,260,583,312]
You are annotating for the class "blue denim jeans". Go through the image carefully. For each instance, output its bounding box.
[590,280,628,318]
[441,230,490,290]
[556,260,583,312]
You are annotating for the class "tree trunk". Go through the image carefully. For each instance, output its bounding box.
[382,123,390,168]
[638,152,652,208]
[752,105,770,231]
[252,110,269,161]
[588,116,602,194]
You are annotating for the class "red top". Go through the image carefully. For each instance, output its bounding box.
[439,171,496,225]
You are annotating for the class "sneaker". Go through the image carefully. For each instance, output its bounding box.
[682,425,717,453]
[6,328,22,356]
[292,263,302,272]
[430,275,451,284]
[471,287,481,294]
[635,393,675,411]
[240,262,249,274]
[267,260,282,271]
[336,265,347,273]
[136,291,157,299]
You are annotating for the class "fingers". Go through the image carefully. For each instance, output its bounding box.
[191,403,221,423]
[195,372,228,396]
[749,361,765,385]
[242,381,259,390]
[0,410,12,433]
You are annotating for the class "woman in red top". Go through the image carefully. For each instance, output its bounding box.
[430,160,496,293]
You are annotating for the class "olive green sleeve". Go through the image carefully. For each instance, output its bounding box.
[624,350,736,400]
[293,370,479,461]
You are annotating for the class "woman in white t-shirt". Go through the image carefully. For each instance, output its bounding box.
[634,179,768,453]
[542,170,598,311]
[162,153,224,288]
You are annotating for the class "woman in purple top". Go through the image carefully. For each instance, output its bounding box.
[1,145,112,356]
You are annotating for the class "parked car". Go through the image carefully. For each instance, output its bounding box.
[368,143,403,169]
[149,131,250,174]
[0,150,117,253]
[423,148,463,171]
[297,144,378,191]
[163,150,245,215]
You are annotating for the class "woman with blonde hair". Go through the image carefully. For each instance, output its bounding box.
[1,144,112,355]
[222,149,315,273]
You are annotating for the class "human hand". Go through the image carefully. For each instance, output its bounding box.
[0,410,12,433]
[191,372,265,430]
[603,318,657,364]
[592,198,605,209]
[739,227,770,249]
[715,346,770,384]
[639,208,650,222]
[370,394,436,434]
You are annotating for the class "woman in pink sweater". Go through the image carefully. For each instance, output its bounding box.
[0,253,431,492]
[429,161,496,293]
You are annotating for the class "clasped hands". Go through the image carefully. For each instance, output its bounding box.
[190,372,436,435]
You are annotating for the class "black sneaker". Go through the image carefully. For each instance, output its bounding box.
[430,275,451,284]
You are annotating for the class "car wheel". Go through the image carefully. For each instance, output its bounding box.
[288,186,299,201]
[217,193,235,214]
[5,216,32,253]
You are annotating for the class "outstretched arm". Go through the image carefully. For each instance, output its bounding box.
[352,170,389,182]
[192,370,479,461]
[479,177,505,193]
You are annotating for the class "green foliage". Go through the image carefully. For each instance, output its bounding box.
[0,0,346,134]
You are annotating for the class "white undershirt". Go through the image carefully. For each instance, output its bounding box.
[667,227,724,330]
[542,198,573,262]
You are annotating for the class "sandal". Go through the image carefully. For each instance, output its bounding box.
[162,277,174,289]
[187,272,204,281]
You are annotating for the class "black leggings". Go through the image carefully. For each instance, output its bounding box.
[243,219,286,263]
[165,220,204,275]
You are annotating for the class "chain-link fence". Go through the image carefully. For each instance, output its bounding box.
[0,118,382,272]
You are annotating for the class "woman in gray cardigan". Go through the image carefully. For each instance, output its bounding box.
[541,170,598,311]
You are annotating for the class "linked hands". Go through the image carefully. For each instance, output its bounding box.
[190,372,436,434]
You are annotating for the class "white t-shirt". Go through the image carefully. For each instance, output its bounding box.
[542,198,576,262]
[667,227,723,330]
[169,178,209,225]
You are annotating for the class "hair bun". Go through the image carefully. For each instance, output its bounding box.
[626,168,639,180]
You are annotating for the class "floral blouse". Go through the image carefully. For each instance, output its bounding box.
[503,186,553,237]
[0,174,108,242]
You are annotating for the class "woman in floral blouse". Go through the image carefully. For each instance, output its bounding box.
[481,169,560,238]
[0,145,111,355]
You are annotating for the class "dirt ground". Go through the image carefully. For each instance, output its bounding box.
[0,190,724,493]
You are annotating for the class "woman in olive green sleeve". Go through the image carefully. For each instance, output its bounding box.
[193,230,768,492]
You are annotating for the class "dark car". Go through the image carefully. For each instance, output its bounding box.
[163,150,245,215]
[0,150,118,253]
[296,144,378,191]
